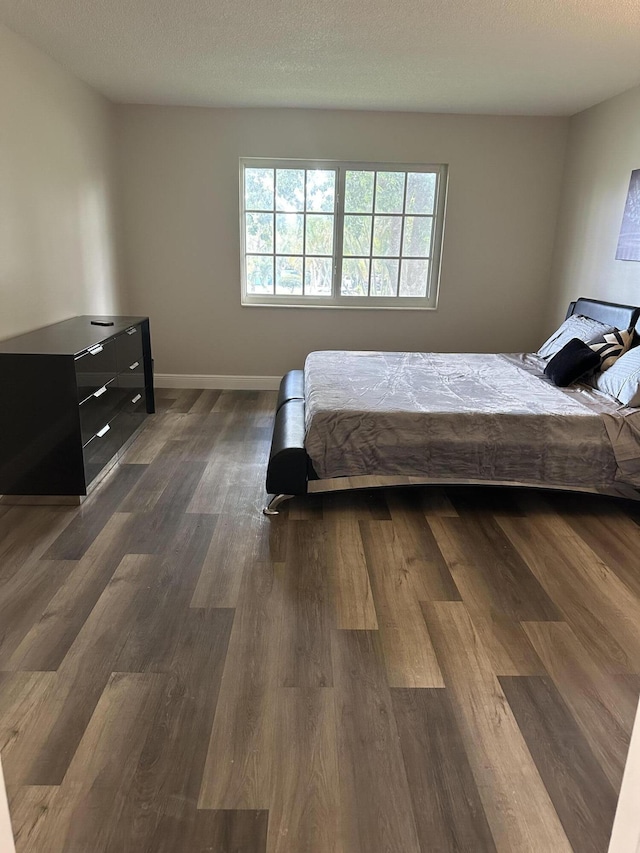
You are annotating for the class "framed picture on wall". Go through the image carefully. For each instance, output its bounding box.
[616,169,640,261]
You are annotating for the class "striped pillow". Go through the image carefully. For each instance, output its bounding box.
[587,328,634,371]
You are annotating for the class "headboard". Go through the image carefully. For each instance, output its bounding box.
[566,297,640,337]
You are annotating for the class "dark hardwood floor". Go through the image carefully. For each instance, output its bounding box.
[1,388,639,852]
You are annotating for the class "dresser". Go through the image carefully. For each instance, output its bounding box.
[0,316,155,500]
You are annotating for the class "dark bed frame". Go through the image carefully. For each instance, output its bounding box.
[263,297,640,514]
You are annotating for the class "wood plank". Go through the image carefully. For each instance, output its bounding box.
[8,786,57,853]
[325,517,378,630]
[115,514,217,672]
[465,610,546,676]
[106,608,234,851]
[29,672,164,852]
[0,559,75,667]
[500,675,617,853]
[384,490,461,600]
[118,443,191,513]
[331,629,422,853]
[151,459,207,514]
[190,487,271,608]
[168,389,206,413]
[418,486,459,517]
[21,555,160,785]
[43,463,146,559]
[359,521,444,687]
[522,621,639,791]
[535,511,640,669]
[428,515,561,620]
[6,512,133,672]
[186,414,257,514]
[119,412,189,465]
[0,506,76,583]
[428,515,546,675]
[176,411,236,463]
[278,521,333,688]
[498,514,640,673]
[288,492,324,520]
[198,561,284,809]
[0,672,57,789]
[267,688,339,853]
[391,688,497,852]
[187,389,221,414]
[149,804,268,853]
[321,489,391,520]
[422,601,573,852]
[211,390,260,413]
[560,504,640,599]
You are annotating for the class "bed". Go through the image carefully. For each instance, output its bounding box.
[263,297,640,514]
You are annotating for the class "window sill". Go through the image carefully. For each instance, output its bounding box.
[241,300,439,310]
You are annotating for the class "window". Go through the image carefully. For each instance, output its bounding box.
[240,159,447,309]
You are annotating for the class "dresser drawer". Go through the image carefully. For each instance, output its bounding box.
[83,420,122,486]
[116,325,144,375]
[79,379,126,446]
[75,337,118,401]
[119,390,147,447]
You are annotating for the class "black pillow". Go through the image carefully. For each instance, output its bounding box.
[544,337,600,387]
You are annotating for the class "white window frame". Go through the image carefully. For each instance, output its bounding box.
[240,158,448,309]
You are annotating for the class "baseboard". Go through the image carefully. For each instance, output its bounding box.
[154,373,282,390]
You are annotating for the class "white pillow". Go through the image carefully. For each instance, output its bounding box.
[537,315,615,360]
[595,346,640,406]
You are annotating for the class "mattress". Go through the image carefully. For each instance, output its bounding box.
[303,350,640,490]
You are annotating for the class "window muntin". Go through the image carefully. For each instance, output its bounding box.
[241,159,447,308]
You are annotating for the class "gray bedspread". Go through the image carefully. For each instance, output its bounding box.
[303,350,640,490]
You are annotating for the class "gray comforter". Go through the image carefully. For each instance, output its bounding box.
[304,350,640,490]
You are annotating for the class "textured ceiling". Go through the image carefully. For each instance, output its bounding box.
[2,0,640,114]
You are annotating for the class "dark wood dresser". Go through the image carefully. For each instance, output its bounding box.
[0,315,155,500]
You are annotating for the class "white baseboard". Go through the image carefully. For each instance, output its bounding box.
[154,373,282,390]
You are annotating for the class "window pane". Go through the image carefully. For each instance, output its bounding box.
[306,170,335,212]
[245,168,274,210]
[276,213,303,254]
[343,215,372,256]
[276,169,305,212]
[372,216,402,256]
[371,259,399,296]
[406,172,436,214]
[341,258,370,296]
[399,259,429,297]
[305,257,332,295]
[246,256,274,294]
[375,172,405,213]
[306,214,334,255]
[402,217,433,257]
[246,212,273,253]
[345,170,374,213]
[275,257,303,294]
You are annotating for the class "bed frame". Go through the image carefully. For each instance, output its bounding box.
[263,297,640,514]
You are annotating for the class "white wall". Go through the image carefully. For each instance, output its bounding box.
[0,24,122,341]
[547,83,640,331]
[116,106,568,377]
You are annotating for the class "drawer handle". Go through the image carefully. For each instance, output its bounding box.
[132,394,142,404]
[129,361,140,370]
[88,345,104,356]
[93,386,107,398]
[126,327,137,335]
[96,424,110,438]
